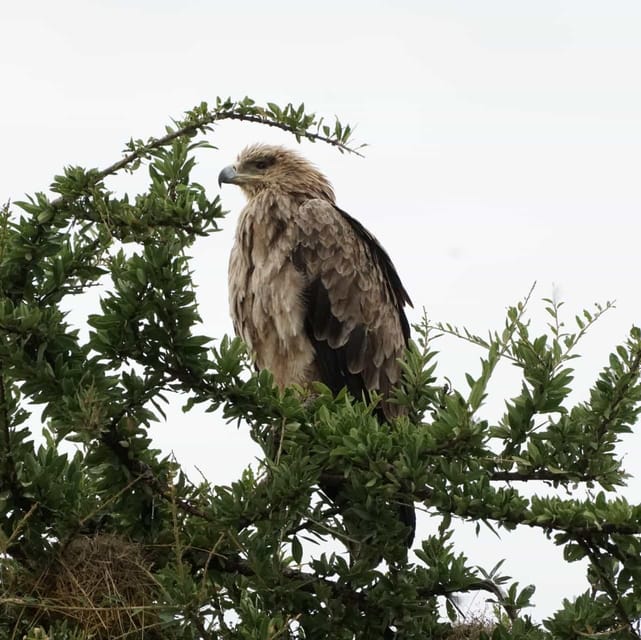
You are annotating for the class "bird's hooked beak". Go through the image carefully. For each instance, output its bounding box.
[218,165,238,187]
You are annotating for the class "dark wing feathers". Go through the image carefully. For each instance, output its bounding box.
[302,278,371,401]
[345,324,368,374]
[294,199,411,418]
[334,206,412,342]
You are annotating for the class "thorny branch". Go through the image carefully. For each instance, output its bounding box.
[48,104,363,211]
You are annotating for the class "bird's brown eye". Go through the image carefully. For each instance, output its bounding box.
[254,160,268,170]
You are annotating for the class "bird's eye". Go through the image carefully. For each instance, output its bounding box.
[254,160,268,170]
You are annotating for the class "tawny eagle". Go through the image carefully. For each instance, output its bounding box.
[218,144,414,543]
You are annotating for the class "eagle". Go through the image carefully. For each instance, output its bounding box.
[218,144,415,545]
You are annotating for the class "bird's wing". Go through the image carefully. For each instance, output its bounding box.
[293,199,411,416]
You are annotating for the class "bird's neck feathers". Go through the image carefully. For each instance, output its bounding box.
[279,171,336,203]
[244,173,336,204]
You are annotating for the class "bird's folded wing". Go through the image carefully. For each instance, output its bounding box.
[292,199,411,415]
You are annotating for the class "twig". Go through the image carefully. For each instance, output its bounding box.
[218,111,365,157]
[99,429,213,522]
[2,502,39,554]
[0,374,38,558]
[577,536,640,639]
[596,346,641,443]
[489,469,600,483]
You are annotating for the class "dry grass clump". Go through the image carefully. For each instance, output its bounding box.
[30,533,159,639]
[446,613,497,640]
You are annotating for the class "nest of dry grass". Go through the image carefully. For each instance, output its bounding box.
[29,533,159,639]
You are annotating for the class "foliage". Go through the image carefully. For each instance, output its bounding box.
[1,97,641,639]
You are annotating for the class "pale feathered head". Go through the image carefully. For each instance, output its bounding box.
[218,144,335,202]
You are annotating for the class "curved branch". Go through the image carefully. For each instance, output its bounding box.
[48,101,364,210]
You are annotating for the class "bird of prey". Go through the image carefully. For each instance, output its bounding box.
[218,143,414,544]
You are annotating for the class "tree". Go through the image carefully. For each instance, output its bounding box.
[1,97,640,639]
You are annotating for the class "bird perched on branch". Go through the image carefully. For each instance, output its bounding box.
[218,143,415,545]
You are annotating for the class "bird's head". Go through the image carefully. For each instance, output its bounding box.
[218,144,335,202]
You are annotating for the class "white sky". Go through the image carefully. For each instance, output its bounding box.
[2,0,641,623]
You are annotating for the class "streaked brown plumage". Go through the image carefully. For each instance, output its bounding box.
[219,144,411,418]
[219,143,415,544]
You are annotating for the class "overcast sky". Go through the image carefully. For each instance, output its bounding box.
[2,0,641,622]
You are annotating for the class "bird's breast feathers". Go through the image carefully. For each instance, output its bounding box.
[228,193,314,387]
[228,191,407,402]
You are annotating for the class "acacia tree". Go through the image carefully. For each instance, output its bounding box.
[1,97,640,639]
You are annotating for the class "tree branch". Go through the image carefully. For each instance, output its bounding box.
[489,469,600,483]
[0,374,37,554]
[48,102,363,210]
[216,111,364,156]
[596,346,641,443]
[577,536,640,639]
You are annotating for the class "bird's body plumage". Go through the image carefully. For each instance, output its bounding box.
[220,144,415,548]
[224,145,411,419]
